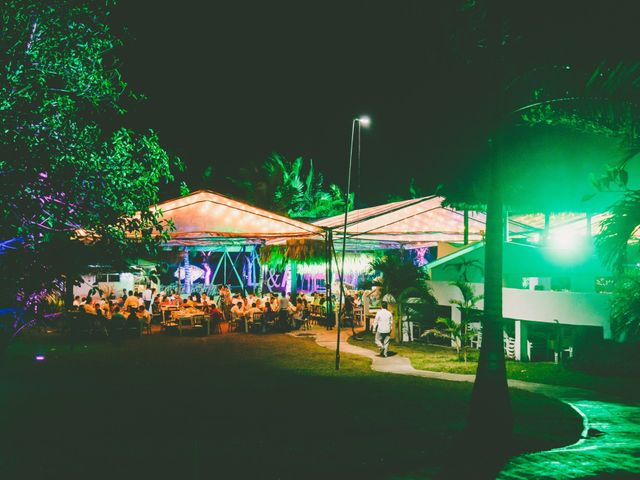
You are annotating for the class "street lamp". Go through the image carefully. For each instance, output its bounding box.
[335,115,370,370]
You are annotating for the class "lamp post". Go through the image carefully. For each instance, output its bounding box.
[335,115,370,371]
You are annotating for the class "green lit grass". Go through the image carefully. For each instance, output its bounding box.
[0,332,582,479]
[349,332,640,402]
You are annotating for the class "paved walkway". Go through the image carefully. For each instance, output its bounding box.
[291,327,640,479]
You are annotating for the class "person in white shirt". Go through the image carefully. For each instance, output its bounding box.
[230,301,245,321]
[142,285,153,311]
[372,301,393,357]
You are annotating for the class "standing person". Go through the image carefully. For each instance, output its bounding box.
[278,292,290,331]
[149,288,157,313]
[372,301,393,358]
[142,284,152,311]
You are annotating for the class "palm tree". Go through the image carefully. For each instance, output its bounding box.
[609,271,640,342]
[370,250,437,341]
[443,258,484,282]
[227,153,350,218]
[447,1,640,458]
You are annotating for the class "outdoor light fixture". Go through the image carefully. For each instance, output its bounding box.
[35,355,45,361]
[357,116,371,127]
[336,114,371,370]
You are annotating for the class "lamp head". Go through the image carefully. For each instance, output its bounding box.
[357,116,371,128]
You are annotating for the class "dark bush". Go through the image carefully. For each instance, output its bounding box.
[569,331,640,377]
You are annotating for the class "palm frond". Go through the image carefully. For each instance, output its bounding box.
[595,190,640,272]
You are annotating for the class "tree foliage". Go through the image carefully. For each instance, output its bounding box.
[227,152,352,218]
[610,271,640,342]
[0,1,179,314]
[426,279,484,362]
[370,250,435,303]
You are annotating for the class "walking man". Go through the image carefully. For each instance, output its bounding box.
[372,301,393,357]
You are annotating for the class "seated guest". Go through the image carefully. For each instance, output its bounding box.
[126,308,141,336]
[292,298,305,328]
[201,293,210,306]
[263,301,275,325]
[109,306,126,340]
[137,305,151,329]
[82,300,95,315]
[100,301,111,319]
[123,290,138,312]
[230,301,245,321]
[247,302,261,320]
[152,296,161,313]
[209,303,224,322]
[72,296,82,308]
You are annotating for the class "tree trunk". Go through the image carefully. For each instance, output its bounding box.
[64,273,75,310]
[468,135,513,452]
[290,261,298,299]
[464,209,469,245]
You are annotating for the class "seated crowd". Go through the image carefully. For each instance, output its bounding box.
[71,283,362,334]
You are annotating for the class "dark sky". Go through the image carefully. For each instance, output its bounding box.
[109,0,640,205]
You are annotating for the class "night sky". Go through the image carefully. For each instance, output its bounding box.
[110,1,640,205]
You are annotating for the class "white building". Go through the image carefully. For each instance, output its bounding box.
[427,238,612,361]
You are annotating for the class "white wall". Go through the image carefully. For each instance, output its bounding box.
[430,280,611,338]
[73,273,135,300]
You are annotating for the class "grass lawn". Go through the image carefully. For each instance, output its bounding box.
[0,331,582,479]
[349,332,640,402]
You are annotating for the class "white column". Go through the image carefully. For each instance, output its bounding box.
[515,320,529,361]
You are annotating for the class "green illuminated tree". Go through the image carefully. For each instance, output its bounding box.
[227,153,351,218]
[0,0,180,346]
[444,5,640,465]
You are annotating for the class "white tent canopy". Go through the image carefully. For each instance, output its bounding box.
[313,196,488,249]
[154,190,323,247]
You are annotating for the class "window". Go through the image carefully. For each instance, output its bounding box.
[96,273,120,283]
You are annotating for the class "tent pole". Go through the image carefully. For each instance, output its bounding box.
[211,251,224,286]
[227,250,246,295]
[325,229,333,333]
[464,209,469,245]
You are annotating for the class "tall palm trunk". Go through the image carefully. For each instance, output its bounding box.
[468,135,513,462]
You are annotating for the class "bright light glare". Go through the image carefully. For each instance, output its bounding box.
[546,229,591,265]
[35,355,45,361]
[358,116,371,127]
[549,231,579,250]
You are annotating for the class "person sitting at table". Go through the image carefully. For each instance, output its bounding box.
[344,294,354,320]
[230,301,245,321]
[247,302,261,319]
[126,308,141,336]
[82,300,95,315]
[303,299,311,324]
[270,294,279,312]
[262,302,275,329]
[201,293,210,306]
[136,305,151,333]
[292,298,305,329]
[208,302,223,319]
[100,300,111,319]
[123,290,138,312]
[135,292,143,309]
[109,306,126,344]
